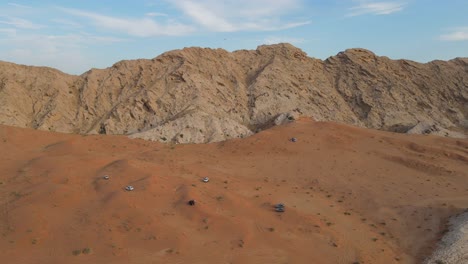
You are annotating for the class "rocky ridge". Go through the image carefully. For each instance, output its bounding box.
[0,43,466,143]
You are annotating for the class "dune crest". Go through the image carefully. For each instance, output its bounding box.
[0,119,467,263]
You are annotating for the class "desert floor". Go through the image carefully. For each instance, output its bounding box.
[0,119,467,264]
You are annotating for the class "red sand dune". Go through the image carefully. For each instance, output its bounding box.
[0,118,467,264]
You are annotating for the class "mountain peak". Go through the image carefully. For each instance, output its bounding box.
[0,45,466,143]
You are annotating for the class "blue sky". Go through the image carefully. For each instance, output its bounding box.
[0,0,467,74]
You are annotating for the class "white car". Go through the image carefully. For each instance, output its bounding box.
[202,177,209,183]
[125,185,134,191]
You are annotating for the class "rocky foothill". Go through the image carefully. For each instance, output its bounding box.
[0,43,466,143]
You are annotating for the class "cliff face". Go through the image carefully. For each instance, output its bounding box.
[0,43,467,143]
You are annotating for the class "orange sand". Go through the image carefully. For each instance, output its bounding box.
[0,119,467,264]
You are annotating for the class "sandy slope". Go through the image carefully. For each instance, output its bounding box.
[0,118,467,264]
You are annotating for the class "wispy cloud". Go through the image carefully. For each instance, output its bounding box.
[145,12,168,17]
[440,27,468,41]
[348,1,405,16]
[0,33,87,73]
[0,32,127,74]
[0,16,44,29]
[7,3,32,9]
[50,18,82,29]
[56,2,309,37]
[60,7,195,37]
[0,28,16,34]
[83,34,128,43]
[170,0,310,32]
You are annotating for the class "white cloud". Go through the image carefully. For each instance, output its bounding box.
[0,16,44,29]
[86,35,128,43]
[0,2,312,73]
[145,12,167,17]
[60,7,194,37]
[170,0,310,32]
[348,1,405,16]
[173,0,236,31]
[264,36,305,45]
[7,3,32,9]
[440,27,468,41]
[0,32,127,74]
[56,2,310,36]
[0,33,86,73]
[0,28,16,34]
[50,18,82,29]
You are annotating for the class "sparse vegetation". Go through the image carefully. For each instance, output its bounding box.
[72,247,92,256]
[238,240,244,248]
[145,235,157,241]
[82,247,92,254]
[10,191,22,198]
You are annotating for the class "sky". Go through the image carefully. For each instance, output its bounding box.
[0,0,467,75]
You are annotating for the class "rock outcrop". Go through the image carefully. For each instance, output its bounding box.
[0,43,466,143]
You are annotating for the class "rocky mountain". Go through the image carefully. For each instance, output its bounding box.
[0,43,467,143]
